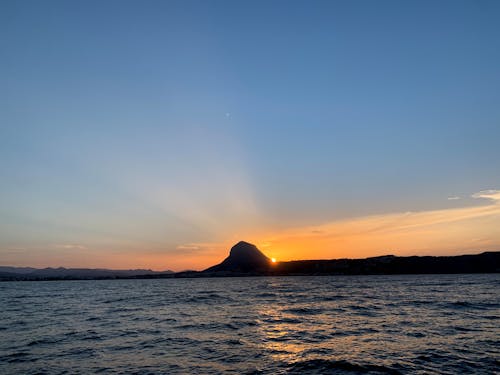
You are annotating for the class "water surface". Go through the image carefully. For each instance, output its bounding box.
[1,274,498,374]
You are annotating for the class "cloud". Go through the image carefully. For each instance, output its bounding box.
[55,244,87,250]
[176,244,200,251]
[251,188,500,261]
[471,189,500,202]
[175,242,226,255]
[447,196,461,200]
[0,247,28,255]
[165,188,500,268]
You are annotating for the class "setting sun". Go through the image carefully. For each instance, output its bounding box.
[271,258,276,263]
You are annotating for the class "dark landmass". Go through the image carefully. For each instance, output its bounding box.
[198,241,500,277]
[0,266,173,281]
[1,241,499,281]
[204,241,271,273]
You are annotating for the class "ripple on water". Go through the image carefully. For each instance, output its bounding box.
[285,359,403,374]
[0,274,499,374]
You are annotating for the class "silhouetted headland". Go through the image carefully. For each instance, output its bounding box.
[1,241,499,281]
[203,241,271,273]
[197,241,500,277]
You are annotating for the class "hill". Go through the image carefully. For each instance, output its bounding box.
[199,242,500,276]
[2,242,499,281]
[0,267,174,281]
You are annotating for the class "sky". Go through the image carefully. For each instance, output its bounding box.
[1,0,499,271]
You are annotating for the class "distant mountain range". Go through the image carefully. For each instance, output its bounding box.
[1,241,499,281]
[0,266,174,281]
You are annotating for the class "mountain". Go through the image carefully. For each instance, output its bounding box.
[270,252,500,275]
[0,266,37,274]
[203,241,272,273]
[2,242,499,281]
[0,267,174,281]
[201,242,499,276]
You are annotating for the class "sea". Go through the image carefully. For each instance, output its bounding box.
[0,274,498,374]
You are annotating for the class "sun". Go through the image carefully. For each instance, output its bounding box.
[271,258,277,263]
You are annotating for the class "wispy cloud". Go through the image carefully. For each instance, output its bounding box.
[153,188,500,268]
[176,244,200,251]
[55,244,87,250]
[447,196,461,200]
[471,189,500,202]
[175,242,228,255]
[253,188,500,261]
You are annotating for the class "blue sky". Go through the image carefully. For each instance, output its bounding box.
[1,1,499,269]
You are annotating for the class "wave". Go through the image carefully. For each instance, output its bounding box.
[444,301,500,310]
[285,359,402,374]
[1,274,498,374]
[27,337,62,346]
[282,307,325,315]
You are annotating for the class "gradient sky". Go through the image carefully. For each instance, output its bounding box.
[1,0,499,271]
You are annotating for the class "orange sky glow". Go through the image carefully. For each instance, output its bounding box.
[4,190,497,271]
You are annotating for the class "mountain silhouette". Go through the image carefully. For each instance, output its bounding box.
[0,267,174,281]
[2,245,498,281]
[198,242,500,276]
[203,241,271,273]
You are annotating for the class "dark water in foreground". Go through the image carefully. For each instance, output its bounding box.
[0,275,499,374]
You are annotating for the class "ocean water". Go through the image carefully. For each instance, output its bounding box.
[0,275,498,374]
